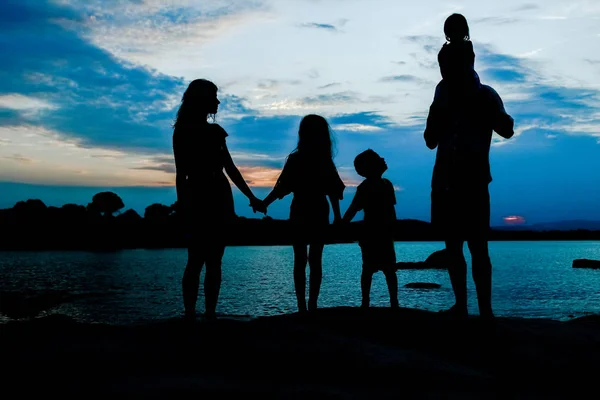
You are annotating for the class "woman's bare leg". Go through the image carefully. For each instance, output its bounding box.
[182,246,203,319]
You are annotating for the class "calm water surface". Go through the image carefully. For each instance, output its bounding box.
[1,241,600,324]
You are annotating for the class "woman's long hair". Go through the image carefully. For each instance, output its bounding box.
[292,114,336,163]
[173,79,218,130]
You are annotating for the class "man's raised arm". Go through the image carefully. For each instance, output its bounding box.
[487,86,514,139]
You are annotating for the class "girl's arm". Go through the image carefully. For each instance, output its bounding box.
[262,190,279,209]
[263,157,294,208]
[328,164,345,223]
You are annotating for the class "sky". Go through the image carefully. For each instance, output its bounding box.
[0,0,599,225]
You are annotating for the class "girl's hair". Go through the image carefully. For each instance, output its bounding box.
[173,79,218,129]
[292,114,336,161]
[444,13,470,42]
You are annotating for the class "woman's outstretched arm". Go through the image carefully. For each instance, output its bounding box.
[222,144,264,212]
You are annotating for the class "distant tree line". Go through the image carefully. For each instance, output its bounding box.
[0,191,598,251]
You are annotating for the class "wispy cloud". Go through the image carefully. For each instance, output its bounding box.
[331,123,384,133]
[401,35,439,46]
[0,94,57,112]
[471,16,520,25]
[379,75,430,85]
[3,154,34,164]
[0,125,173,186]
[514,4,540,11]
[299,22,337,31]
[65,0,270,74]
[318,82,341,89]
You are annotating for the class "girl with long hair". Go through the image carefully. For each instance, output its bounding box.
[263,114,345,313]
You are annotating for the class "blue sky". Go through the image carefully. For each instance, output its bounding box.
[0,0,599,225]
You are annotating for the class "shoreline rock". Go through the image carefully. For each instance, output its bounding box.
[396,249,449,270]
[573,258,600,269]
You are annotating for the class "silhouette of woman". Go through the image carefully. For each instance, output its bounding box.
[173,79,265,321]
[263,115,345,312]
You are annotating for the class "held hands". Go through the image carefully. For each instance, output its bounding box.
[249,197,267,215]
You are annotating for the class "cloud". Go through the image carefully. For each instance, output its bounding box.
[237,166,282,187]
[131,155,175,174]
[256,91,366,114]
[0,94,57,112]
[263,79,302,88]
[379,75,430,85]
[402,35,439,46]
[318,82,341,89]
[61,0,270,75]
[329,111,394,129]
[513,4,540,11]
[307,69,320,79]
[0,125,174,186]
[299,22,337,31]
[0,1,191,153]
[471,17,520,25]
[3,154,34,164]
[331,124,384,133]
[0,0,268,156]
[481,68,527,83]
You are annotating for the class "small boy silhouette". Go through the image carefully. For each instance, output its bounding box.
[343,149,399,308]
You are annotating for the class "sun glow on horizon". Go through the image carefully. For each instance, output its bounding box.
[503,215,526,225]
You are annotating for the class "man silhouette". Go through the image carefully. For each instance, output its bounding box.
[424,60,514,319]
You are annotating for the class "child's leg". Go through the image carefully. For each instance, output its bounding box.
[361,267,374,307]
[307,243,324,311]
[292,243,308,312]
[383,269,399,308]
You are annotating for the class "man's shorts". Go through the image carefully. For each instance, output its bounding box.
[431,185,490,241]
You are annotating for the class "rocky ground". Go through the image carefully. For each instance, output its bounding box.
[3,307,600,398]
